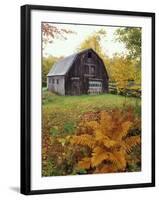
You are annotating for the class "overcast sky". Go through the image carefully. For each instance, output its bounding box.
[43,23,127,58]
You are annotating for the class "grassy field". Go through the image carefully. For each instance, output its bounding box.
[42,90,141,176]
[43,90,140,109]
[42,91,141,135]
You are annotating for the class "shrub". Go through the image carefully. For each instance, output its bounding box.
[42,108,141,176]
[71,108,141,173]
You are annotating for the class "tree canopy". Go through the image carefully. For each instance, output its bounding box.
[115,27,141,65]
[107,55,141,92]
[77,29,107,59]
[42,26,141,95]
[77,28,141,94]
[42,56,62,87]
[42,23,75,49]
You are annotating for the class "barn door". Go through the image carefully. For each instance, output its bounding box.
[88,80,102,94]
[71,79,80,95]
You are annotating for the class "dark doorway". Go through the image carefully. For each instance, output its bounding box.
[71,79,80,95]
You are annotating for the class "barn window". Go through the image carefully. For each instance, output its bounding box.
[88,52,92,58]
[49,78,51,83]
[88,81,102,94]
[90,65,95,74]
[52,79,54,84]
[57,79,59,84]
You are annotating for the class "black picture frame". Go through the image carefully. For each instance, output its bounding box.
[21,4,155,195]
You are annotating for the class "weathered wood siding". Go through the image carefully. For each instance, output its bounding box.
[65,49,109,95]
[47,49,109,95]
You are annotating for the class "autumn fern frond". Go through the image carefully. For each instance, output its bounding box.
[71,134,95,149]
[77,157,91,169]
[72,109,141,174]
[124,136,141,153]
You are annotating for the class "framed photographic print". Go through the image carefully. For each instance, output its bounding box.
[21,4,155,195]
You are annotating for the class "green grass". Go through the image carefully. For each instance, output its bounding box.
[43,90,140,111]
[42,90,141,135]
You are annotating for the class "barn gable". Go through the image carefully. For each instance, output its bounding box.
[47,48,108,77]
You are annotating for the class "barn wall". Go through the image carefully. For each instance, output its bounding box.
[65,57,82,95]
[65,49,109,95]
[47,49,109,96]
[47,76,65,95]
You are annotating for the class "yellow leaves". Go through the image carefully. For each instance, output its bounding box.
[78,157,91,169]
[113,149,127,170]
[71,134,95,148]
[124,136,141,153]
[72,109,141,174]
[86,121,100,131]
[95,130,118,148]
[77,29,106,58]
[91,146,126,170]
[95,130,108,141]
[91,147,109,167]
[108,55,139,92]
[100,111,112,124]
[122,121,133,136]
[97,165,117,173]
[100,111,113,134]
[103,139,117,148]
[116,121,133,140]
[91,147,118,168]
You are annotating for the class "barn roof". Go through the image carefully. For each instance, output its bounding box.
[47,52,78,76]
[47,49,92,76]
[47,48,108,78]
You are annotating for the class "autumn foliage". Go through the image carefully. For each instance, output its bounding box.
[41,24,142,176]
[71,108,141,173]
[42,23,75,49]
[42,106,141,176]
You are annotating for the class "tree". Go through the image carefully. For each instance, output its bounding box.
[115,28,141,65]
[42,23,75,87]
[111,56,133,92]
[42,23,75,49]
[108,55,141,93]
[77,29,107,58]
[42,56,62,87]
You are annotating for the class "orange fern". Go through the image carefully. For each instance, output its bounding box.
[71,109,141,173]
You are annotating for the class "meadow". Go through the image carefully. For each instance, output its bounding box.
[42,90,141,176]
[43,91,141,133]
[41,24,142,177]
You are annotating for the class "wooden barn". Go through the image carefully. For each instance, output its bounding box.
[47,48,109,95]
